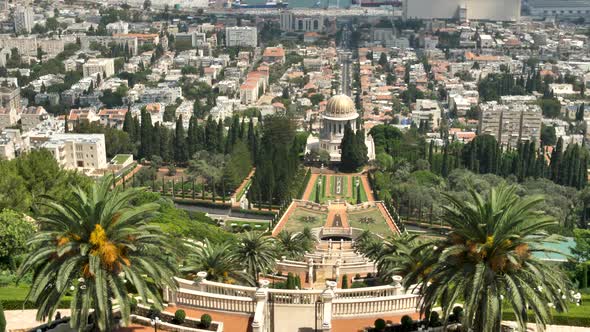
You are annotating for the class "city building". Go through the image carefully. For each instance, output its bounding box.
[0,107,17,129]
[106,21,129,35]
[262,47,286,64]
[403,0,521,22]
[14,6,34,34]
[305,94,375,162]
[412,99,442,130]
[98,108,127,129]
[225,26,257,47]
[82,58,115,78]
[280,12,324,32]
[0,129,26,160]
[41,133,107,173]
[20,106,48,131]
[0,83,21,112]
[529,0,590,18]
[478,101,542,146]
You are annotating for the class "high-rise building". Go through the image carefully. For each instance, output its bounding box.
[14,6,34,34]
[403,0,520,21]
[225,26,257,47]
[478,101,542,146]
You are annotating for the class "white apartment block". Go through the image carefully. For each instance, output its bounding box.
[280,12,324,32]
[225,27,257,47]
[0,107,17,130]
[14,6,33,34]
[412,99,441,130]
[106,21,129,35]
[403,0,520,21]
[478,101,542,146]
[83,58,115,78]
[41,134,107,172]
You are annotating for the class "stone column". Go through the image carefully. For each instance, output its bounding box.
[308,258,314,285]
[392,275,403,296]
[197,271,208,292]
[321,280,337,331]
[252,280,270,332]
[334,259,342,281]
[340,239,344,249]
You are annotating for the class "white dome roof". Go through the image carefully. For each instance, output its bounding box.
[325,94,357,118]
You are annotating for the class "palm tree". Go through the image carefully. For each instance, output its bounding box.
[276,230,314,260]
[182,239,244,284]
[375,233,432,283]
[18,175,177,331]
[405,185,568,332]
[231,231,276,286]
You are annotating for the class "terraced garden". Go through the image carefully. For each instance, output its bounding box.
[348,208,393,236]
[308,175,368,204]
[283,208,327,233]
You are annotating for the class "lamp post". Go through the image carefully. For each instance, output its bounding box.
[151,317,161,332]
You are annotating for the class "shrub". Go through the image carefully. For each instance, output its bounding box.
[374,318,386,331]
[341,274,349,289]
[366,273,373,278]
[355,273,361,279]
[174,309,186,324]
[129,297,138,313]
[167,165,177,176]
[0,301,6,332]
[351,281,367,288]
[200,313,212,329]
[401,315,413,331]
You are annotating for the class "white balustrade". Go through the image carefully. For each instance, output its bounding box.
[332,294,420,317]
[175,288,256,313]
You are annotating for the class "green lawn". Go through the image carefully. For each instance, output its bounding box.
[0,284,30,301]
[502,294,590,327]
[348,208,392,236]
[112,154,132,164]
[283,208,327,233]
[347,176,367,204]
[309,175,328,203]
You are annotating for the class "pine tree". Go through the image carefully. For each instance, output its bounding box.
[174,116,188,162]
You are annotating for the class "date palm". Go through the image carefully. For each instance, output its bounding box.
[231,231,276,286]
[182,239,244,284]
[18,175,177,331]
[276,230,314,260]
[406,185,568,332]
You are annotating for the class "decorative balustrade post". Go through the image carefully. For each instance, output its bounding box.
[339,239,344,249]
[321,280,337,331]
[164,285,177,306]
[252,280,270,332]
[197,271,208,292]
[308,258,314,285]
[334,259,342,281]
[392,275,403,296]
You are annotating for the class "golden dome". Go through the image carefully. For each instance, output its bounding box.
[325,94,357,118]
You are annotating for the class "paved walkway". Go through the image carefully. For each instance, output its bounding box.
[5,309,72,331]
[360,174,375,201]
[301,173,319,201]
[115,164,142,187]
[271,202,297,236]
[377,202,402,235]
[166,306,252,332]
[231,168,255,207]
[325,204,349,228]
[332,311,421,332]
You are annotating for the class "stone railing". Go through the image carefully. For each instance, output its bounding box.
[320,227,353,237]
[170,273,419,332]
[332,294,420,317]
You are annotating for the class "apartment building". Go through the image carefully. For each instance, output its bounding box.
[225,26,257,47]
[478,101,542,146]
[82,58,115,78]
[98,108,127,129]
[0,84,21,111]
[411,99,441,130]
[20,106,48,131]
[41,133,107,172]
[14,6,33,34]
[0,107,17,129]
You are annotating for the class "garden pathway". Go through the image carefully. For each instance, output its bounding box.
[231,168,255,207]
[301,173,319,201]
[361,174,375,201]
[325,204,349,228]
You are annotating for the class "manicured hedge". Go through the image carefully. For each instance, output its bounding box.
[2,299,71,310]
[173,198,231,209]
[502,311,590,327]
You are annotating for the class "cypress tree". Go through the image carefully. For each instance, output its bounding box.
[550,137,563,182]
[152,123,161,159]
[428,140,434,166]
[123,110,135,142]
[139,109,153,159]
[174,116,188,162]
[342,274,349,289]
[216,119,224,153]
[441,144,449,177]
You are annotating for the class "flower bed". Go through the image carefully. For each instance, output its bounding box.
[132,306,223,332]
